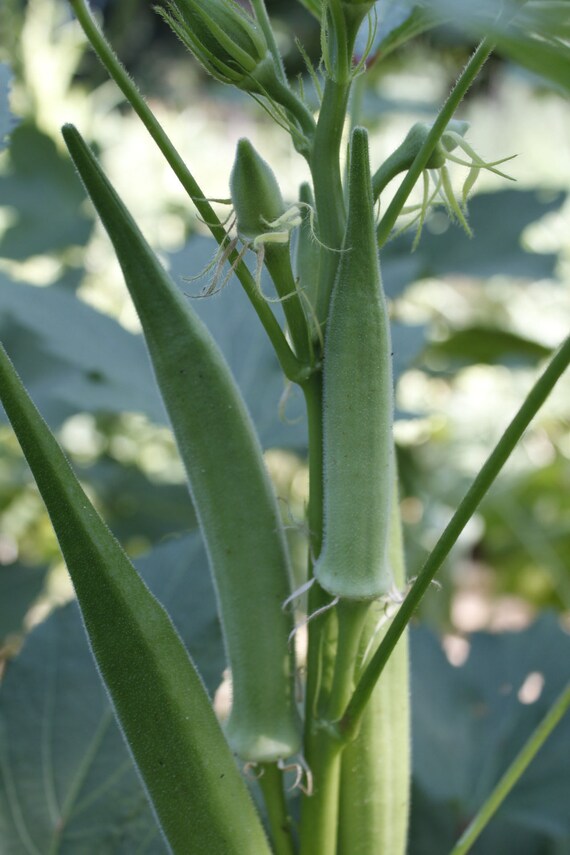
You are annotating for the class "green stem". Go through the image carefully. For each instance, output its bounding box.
[449,684,570,855]
[337,480,410,855]
[264,245,312,365]
[268,76,317,144]
[372,146,416,203]
[376,36,495,246]
[310,77,350,325]
[340,335,570,740]
[299,372,343,855]
[327,0,350,82]
[301,373,328,741]
[258,764,296,855]
[69,0,303,382]
[325,602,370,721]
[250,0,286,83]
[299,732,343,855]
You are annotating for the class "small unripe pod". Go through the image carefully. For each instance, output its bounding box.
[315,127,394,600]
[230,138,286,241]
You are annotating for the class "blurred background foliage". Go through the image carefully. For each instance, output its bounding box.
[0,0,569,849]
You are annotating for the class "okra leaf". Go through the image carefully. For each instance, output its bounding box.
[0,561,49,641]
[410,614,570,853]
[383,189,562,285]
[0,275,167,428]
[0,534,224,855]
[425,0,570,94]
[83,456,197,545]
[0,341,272,853]
[0,124,92,259]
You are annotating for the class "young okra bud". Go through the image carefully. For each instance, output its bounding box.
[230,138,286,242]
[315,127,394,600]
[157,0,274,92]
[157,2,316,150]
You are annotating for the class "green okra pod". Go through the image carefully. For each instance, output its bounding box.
[0,342,272,854]
[62,124,301,763]
[315,126,395,600]
[338,479,410,855]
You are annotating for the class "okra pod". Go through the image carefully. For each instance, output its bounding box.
[315,127,394,600]
[338,479,410,855]
[63,124,301,763]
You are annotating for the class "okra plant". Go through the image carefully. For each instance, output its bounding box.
[1,1,569,853]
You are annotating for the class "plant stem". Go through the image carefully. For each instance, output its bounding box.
[301,373,326,738]
[376,36,495,246]
[69,0,304,383]
[299,731,343,855]
[337,482,410,855]
[264,245,312,365]
[325,602,370,721]
[258,764,296,855]
[299,372,344,855]
[449,684,570,855]
[250,0,286,83]
[340,335,570,740]
[310,77,350,325]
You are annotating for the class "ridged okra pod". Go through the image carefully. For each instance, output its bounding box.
[315,127,394,600]
[62,124,301,763]
[0,342,272,854]
[338,479,410,855]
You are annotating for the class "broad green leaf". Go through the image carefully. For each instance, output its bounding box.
[498,31,570,93]
[0,275,167,428]
[424,0,570,93]
[0,534,225,854]
[0,340,272,853]
[83,456,197,546]
[0,561,48,641]
[410,614,570,853]
[385,189,562,282]
[0,124,92,259]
